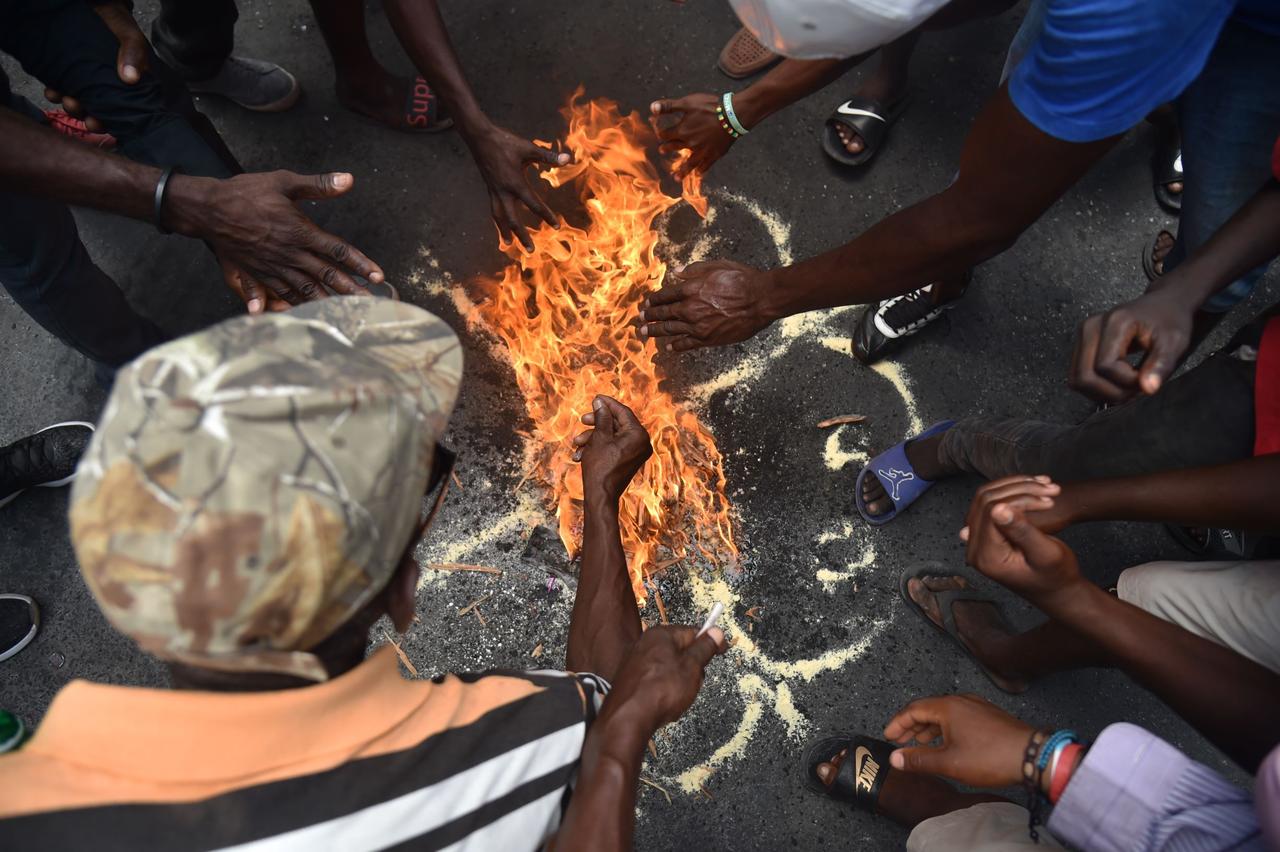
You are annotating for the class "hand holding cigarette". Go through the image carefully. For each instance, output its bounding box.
[696,602,724,638]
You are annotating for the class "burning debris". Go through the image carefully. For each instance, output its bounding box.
[479,90,737,603]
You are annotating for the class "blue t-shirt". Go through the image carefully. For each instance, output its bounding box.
[1008,0,1273,143]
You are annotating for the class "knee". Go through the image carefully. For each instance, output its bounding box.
[1115,561,1185,614]
[75,72,200,139]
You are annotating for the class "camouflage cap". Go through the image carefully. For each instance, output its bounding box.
[69,298,463,682]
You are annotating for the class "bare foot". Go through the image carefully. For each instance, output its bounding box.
[906,575,1029,693]
[815,747,848,789]
[834,123,866,157]
[860,432,951,518]
[833,73,907,155]
[1149,230,1176,277]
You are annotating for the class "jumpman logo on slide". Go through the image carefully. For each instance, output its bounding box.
[878,468,915,501]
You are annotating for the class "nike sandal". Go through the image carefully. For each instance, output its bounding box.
[801,734,894,811]
[822,94,909,167]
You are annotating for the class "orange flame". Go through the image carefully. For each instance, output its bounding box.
[478,90,737,603]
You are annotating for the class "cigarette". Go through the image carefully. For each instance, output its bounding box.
[695,602,724,638]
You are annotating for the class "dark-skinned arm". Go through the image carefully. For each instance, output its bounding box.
[722,0,1019,133]
[652,0,1016,179]
[566,489,642,681]
[564,396,649,681]
[639,87,1119,350]
[770,88,1118,310]
[1040,455,1280,534]
[1045,581,1279,771]
[376,0,485,140]
[966,480,1280,770]
[1071,179,1280,402]
[555,625,726,851]
[652,57,863,179]
[378,0,569,251]
[735,58,864,127]
[552,696,646,851]
[1148,180,1280,303]
[1,103,166,221]
[0,105,382,311]
[557,399,727,848]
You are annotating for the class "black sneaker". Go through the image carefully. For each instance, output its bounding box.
[851,278,967,365]
[0,594,39,662]
[0,421,95,509]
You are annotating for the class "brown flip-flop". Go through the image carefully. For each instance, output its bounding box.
[718,28,780,79]
[900,563,1027,694]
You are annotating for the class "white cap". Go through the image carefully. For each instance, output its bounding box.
[729,0,951,60]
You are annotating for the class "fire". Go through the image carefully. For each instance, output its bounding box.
[478,90,737,603]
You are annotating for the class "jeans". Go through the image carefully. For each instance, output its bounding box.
[151,0,239,82]
[1163,20,1280,312]
[0,0,241,371]
[935,321,1262,481]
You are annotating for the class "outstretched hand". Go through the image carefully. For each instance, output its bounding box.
[572,395,653,502]
[168,170,385,314]
[884,694,1035,789]
[1070,289,1194,403]
[638,261,777,351]
[467,125,571,252]
[650,95,736,179]
[959,476,1083,605]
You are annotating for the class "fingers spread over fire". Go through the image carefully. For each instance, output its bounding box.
[640,301,682,322]
[666,335,703,352]
[639,319,697,340]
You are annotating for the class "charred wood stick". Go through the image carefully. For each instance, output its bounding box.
[381,629,419,676]
[458,593,493,617]
[816,414,867,428]
[429,562,503,575]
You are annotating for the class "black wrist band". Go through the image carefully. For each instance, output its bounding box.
[154,166,178,235]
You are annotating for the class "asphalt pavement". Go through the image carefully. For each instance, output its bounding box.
[1,1,1274,849]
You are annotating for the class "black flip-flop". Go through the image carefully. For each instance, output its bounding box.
[347,75,453,135]
[1142,229,1176,281]
[822,94,909,167]
[801,734,894,811]
[402,75,453,133]
[1152,138,1183,214]
[899,563,1025,694]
